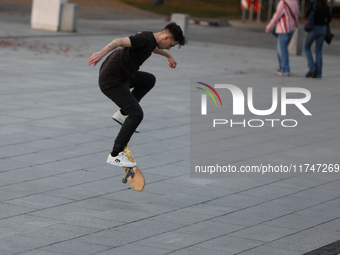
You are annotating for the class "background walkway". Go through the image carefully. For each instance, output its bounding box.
[0,6,340,255]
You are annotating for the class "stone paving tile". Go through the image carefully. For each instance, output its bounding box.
[0,143,40,159]
[293,203,340,221]
[56,169,113,182]
[54,132,108,144]
[168,246,233,255]
[238,184,301,199]
[28,205,119,223]
[0,202,37,219]
[211,177,276,190]
[114,219,183,239]
[0,166,64,184]
[0,234,58,254]
[227,204,294,223]
[0,228,17,240]
[206,193,272,209]
[89,206,161,224]
[259,195,322,211]
[229,224,297,242]
[180,203,238,218]
[17,251,65,255]
[133,231,209,251]
[75,229,142,247]
[318,178,340,190]
[43,187,105,201]
[0,190,25,201]
[66,216,123,230]
[323,197,340,208]
[71,178,129,194]
[171,184,240,200]
[312,218,340,232]
[143,179,198,196]
[141,172,172,184]
[290,186,340,202]
[194,235,265,254]
[101,189,168,205]
[21,223,100,241]
[268,176,333,190]
[93,244,170,255]
[267,229,340,253]
[238,245,302,255]
[23,176,85,189]
[145,192,209,211]
[38,240,111,255]
[174,220,245,239]
[0,158,31,172]
[138,148,189,169]
[143,164,189,178]
[211,215,265,228]
[5,194,74,209]
[0,182,58,198]
[264,213,328,231]
[71,196,141,212]
[0,214,62,234]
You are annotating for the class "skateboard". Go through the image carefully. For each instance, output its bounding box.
[121,144,145,192]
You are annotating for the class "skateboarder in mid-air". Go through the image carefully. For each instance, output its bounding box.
[88,22,185,168]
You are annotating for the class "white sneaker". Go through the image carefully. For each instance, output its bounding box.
[112,110,140,133]
[106,152,137,168]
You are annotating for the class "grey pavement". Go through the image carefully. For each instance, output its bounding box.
[0,11,340,255]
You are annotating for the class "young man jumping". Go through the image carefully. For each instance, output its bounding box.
[88,22,185,167]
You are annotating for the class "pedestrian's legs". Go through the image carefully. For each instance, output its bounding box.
[314,26,327,78]
[278,32,294,75]
[304,29,317,72]
[277,38,282,71]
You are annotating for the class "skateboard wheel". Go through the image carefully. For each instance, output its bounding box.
[122,178,127,184]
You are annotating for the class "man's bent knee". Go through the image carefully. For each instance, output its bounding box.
[130,108,144,124]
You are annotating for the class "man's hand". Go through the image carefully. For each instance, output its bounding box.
[88,51,104,67]
[167,57,177,68]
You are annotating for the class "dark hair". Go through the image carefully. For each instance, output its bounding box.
[163,22,185,47]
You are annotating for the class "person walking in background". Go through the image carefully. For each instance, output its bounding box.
[304,0,331,78]
[265,0,300,77]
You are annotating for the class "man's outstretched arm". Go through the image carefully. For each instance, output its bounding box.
[153,48,177,69]
[88,37,131,67]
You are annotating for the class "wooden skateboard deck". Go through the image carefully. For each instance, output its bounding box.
[121,145,145,192]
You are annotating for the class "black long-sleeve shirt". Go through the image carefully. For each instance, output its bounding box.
[306,1,332,26]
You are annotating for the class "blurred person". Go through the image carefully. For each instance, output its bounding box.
[304,0,331,78]
[265,0,300,77]
[88,22,185,167]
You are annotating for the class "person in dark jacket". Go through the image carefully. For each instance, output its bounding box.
[304,0,331,78]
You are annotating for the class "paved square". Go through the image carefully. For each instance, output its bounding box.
[0,11,340,255]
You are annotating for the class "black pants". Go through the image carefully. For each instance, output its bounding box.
[99,71,156,153]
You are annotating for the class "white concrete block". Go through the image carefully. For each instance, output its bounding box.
[171,13,190,43]
[31,0,68,31]
[60,3,79,32]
